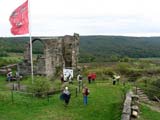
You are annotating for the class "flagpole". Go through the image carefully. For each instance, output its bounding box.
[28,0,34,84]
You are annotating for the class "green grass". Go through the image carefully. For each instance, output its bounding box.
[0,76,9,90]
[0,56,22,61]
[0,77,127,120]
[138,104,160,120]
[0,56,22,67]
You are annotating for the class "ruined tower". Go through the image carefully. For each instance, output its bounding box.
[18,33,79,78]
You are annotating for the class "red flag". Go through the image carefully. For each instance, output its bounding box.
[9,0,29,35]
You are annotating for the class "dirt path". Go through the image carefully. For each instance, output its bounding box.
[142,103,160,112]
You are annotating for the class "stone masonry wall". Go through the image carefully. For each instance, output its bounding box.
[18,33,79,78]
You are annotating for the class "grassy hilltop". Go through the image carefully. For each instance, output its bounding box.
[0,36,160,120]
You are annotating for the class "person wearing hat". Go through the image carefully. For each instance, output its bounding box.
[62,86,71,106]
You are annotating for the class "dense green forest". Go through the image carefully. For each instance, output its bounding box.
[0,36,160,62]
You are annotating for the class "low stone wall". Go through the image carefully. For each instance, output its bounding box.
[121,91,139,120]
[121,91,132,120]
[0,64,17,75]
[0,68,8,75]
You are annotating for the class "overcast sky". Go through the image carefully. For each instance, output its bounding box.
[0,0,160,37]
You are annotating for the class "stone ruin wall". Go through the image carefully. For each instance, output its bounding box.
[18,33,79,78]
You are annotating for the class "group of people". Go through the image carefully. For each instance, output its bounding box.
[7,71,13,81]
[60,73,96,84]
[60,85,90,106]
[60,73,73,84]
[87,73,96,84]
[6,70,22,82]
[59,72,122,107]
[60,73,90,106]
[59,72,97,106]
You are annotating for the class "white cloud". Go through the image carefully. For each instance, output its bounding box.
[0,0,160,37]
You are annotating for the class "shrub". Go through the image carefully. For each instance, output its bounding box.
[127,68,143,82]
[152,79,160,88]
[0,57,21,67]
[115,63,131,75]
[0,51,8,57]
[145,85,160,101]
[28,76,52,97]
[141,79,160,101]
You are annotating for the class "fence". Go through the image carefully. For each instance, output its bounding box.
[0,85,82,105]
[0,78,127,106]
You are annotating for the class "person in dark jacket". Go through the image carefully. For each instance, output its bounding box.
[62,87,71,106]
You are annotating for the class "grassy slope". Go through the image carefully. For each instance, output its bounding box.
[0,77,126,120]
[0,76,9,90]
[139,104,160,120]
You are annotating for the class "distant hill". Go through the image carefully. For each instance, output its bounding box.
[0,37,43,55]
[80,36,160,62]
[1,36,160,62]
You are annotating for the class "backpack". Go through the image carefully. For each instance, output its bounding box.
[85,88,89,95]
[79,75,82,80]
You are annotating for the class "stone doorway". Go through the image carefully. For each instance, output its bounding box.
[32,39,46,76]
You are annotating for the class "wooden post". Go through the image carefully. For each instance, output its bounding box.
[11,90,14,103]
[78,81,80,92]
[47,93,49,103]
[75,88,78,97]
[12,83,14,90]
[82,82,83,89]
